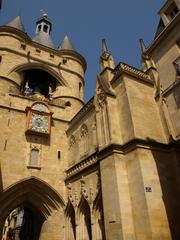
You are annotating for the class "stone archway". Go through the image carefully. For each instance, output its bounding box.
[77,196,92,240]
[0,177,65,240]
[65,201,76,240]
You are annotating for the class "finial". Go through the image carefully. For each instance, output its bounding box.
[40,9,48,18]
[102,38,109,53]
[139,38,146,53]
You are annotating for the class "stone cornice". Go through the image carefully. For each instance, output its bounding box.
[98,139,180,160]
[67,97,94,134]
[0,26,31,42]
[66,151,98,179]
[112,62,153,85]
[65,138,180,180]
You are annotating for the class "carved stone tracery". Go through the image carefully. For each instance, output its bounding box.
[96,87,107,109]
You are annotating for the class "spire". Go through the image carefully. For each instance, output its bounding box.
[6,16,25,32]
[139,38,146,54]
[102,38,109,53]
[59,36,76,51]
[32,11,55,49]
[100,38,115,72]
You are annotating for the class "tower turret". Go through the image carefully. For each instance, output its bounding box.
[32,11,55,49]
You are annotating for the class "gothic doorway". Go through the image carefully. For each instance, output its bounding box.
[0,177,65,240]
[2,205,44,240]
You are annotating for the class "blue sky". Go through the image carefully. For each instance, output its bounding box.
[0,0,164,101]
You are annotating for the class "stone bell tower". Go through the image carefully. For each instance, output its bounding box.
[0,12,86,240]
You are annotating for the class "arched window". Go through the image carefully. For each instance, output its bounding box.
[80,124,89,157]
[69,135,76,148]
[21,69,58,99]
[69,135,77,165]
[38,24,41,32]
[43,25,48,33]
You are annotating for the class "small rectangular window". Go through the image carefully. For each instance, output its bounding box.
[29,149,39,167]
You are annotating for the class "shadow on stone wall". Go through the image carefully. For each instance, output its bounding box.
[151,148,180,240]
[25,134,50,146]
[0,165,3,193]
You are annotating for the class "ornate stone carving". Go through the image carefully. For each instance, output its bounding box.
[80,124,88,137]
[97,87,106,108]
[69,135,76,148]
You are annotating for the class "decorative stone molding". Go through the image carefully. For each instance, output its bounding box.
[80,179,89,200]
[113,62,152,83]
[69,135,76,148]
[30,143,41,150]
[80,124,88,137]
[66,152,98,178]
[66,139,180,179]
[96,87,106,108]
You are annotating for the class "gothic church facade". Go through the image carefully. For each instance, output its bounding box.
[0,0,180,239]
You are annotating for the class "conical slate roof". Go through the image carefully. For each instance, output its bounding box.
[6,16,25,32]
[32,31,55,49]
[59,36,75,51]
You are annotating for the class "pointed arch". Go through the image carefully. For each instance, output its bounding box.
[8,62,68,87]
[0,177,65,236]
[65,200,76,240]
[77,195,92,240]
[92,191,105,240]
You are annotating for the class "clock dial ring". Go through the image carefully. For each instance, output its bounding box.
[29,113,49,133]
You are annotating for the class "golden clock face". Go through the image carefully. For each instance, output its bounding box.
[29,113,49,133]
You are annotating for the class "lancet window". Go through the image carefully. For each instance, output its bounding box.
[80,124,89,157]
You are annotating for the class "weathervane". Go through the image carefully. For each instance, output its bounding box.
[40,9,48,17]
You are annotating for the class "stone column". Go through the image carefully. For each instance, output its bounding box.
[99,153,136,240]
